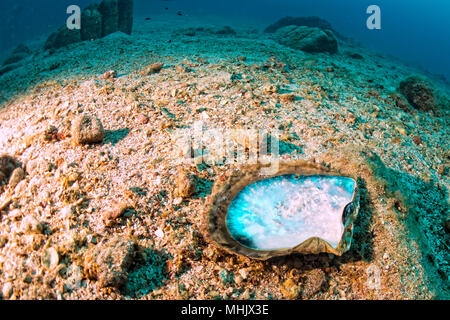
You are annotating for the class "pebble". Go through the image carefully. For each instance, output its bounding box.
[103,70,117,80]
[8,167,25,188]
[2,282,13,299]
[42,247,59,269]
[137,114,149,124]
[302,269,327,298]
[155,228,164,238]
[280,278,300,299]
[102,201,129,225]
[0,154,18,183]
[174,168,197,198]
[140,62,164,76]
[83,236,136,288]
[71,114,105,145]
[0,196,12,211]
[238,268,249,279]
[26,158,51,176]
[21,215,44,234]
[412,135,423,145]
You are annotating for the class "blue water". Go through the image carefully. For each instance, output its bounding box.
[1,0,449,81]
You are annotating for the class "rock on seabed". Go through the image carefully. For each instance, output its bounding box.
[274,25,338,54]
[71,114,105,145]
[398,76,436,111]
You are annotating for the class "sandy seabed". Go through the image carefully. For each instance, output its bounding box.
[0,14,449,300]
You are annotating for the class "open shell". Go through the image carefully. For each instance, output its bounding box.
[205,161,360,260]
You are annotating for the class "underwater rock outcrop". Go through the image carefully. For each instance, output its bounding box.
[44,0,133,50]
[0,44,32,76]
[2,44,31,66]
[274,25,338,54]
[398,76,436,111]
[44,25,81,50]
[80,4,103,41]
[118,0,134,35]
[99,0,120,37]
[204,161,359,260]
[265,16,336,34]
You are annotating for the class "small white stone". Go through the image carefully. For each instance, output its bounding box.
[2,282,13,299]
[42,247,59,269]
[173,197,183,205]
[155,229,164,238]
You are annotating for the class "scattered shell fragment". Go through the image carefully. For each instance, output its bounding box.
[140,62,164,76]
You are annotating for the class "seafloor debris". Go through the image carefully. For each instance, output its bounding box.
[398,76,436,111]
[140,62,164,76]
[71,114,105,145]
[0,13,448,299]
[174,168,197,199]
[0,155,18,185]
[8,168,24,189]
[25,158,51,176]
[84,236,136,288]
[274,26,338,54]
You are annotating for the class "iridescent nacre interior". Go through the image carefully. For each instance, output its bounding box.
[226,175,356,250]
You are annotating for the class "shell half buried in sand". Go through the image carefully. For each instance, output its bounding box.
[205,161,360,260]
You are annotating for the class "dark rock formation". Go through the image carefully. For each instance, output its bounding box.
[2,44,31,66]
[44,25,81,50]
[44,0,133,50]
[274,26,338,54]
[398,76,436,111]
[118,0,134,35]
[0,63,21,76]
[265,16,335,34]
[215,26,237,36]
[81,4,103,41]
[99,0,119,37]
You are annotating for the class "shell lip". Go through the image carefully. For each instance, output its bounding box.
[206,161,360,260]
